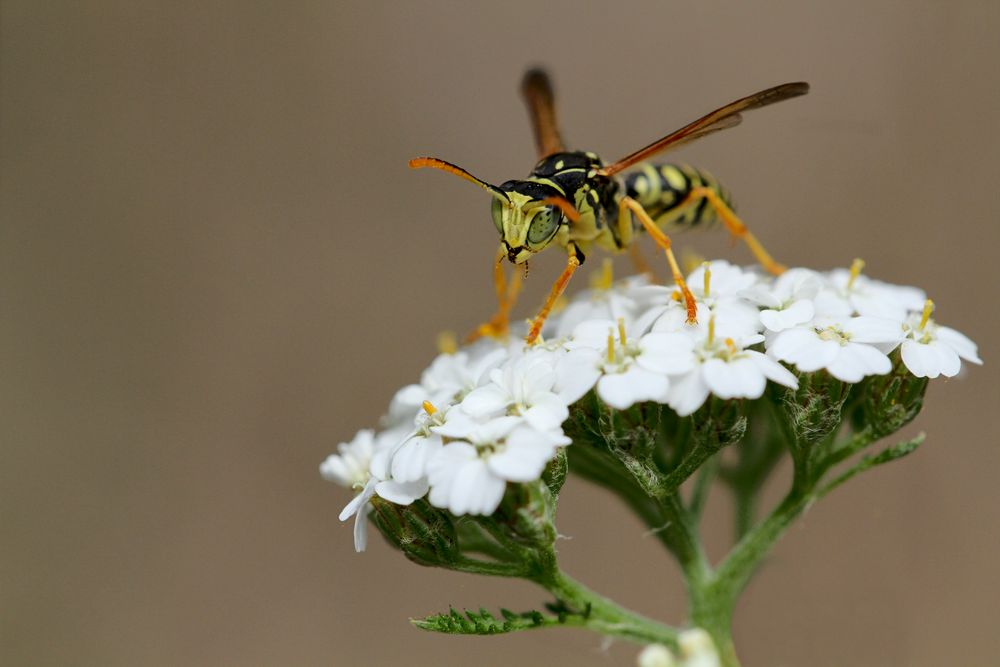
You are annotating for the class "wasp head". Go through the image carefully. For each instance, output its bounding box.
[408,157,579,265]
[491,186,566,264]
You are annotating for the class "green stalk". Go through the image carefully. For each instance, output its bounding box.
[536,568,680,646]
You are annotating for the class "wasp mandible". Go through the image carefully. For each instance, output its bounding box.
[410,70,809,345]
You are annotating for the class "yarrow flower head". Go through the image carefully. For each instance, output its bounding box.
[322,256,980,547]
[321,252,981,665]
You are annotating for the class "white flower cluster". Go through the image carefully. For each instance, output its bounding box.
[322,259,981,550]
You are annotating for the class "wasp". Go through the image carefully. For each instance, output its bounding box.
[410,69,809,344]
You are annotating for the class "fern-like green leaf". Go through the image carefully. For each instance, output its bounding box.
[412,606,553,635]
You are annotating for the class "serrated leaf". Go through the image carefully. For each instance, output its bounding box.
[412,605,567,636]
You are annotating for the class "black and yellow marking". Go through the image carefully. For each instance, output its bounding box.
[624,163,733,230]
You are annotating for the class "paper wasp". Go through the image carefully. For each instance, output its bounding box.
[410,69,809,344]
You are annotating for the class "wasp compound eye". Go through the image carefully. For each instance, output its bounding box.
[490,197,505,234]
[527,206,560,246]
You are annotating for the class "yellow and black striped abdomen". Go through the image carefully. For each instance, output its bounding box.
[624,163,733,230]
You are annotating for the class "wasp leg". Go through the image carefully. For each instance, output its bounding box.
[467,244,524,342]
[526,243,583,345]
[618,196,698,323]
[677,187,786,275]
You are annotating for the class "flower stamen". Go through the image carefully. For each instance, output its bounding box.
[436,330,458,355]
[617,317,627,347]
[607,328,616,364]
[707,314,716,347]
[919,299,934,331]
[421,400,438,416]
[847,257,865,290]
[702,261,712,299]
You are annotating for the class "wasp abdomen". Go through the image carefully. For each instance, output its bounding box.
[624,163,733,230]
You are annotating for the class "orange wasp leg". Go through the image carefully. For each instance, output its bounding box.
[676,187,786,276]
[525,243,583,345]
[617,196,698,323]
[468,244,525,342]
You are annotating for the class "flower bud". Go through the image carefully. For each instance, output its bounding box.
[861,353,929,437]
[776,371,851,449]
[494,480,558,547]
[637,643,677,667]
[678,628,720,667]
[370,497,458,567]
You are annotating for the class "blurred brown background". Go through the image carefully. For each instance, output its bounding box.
[3,2,999,666]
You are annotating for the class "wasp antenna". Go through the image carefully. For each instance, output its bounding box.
[538,196,581,224]
[409,156,510,204]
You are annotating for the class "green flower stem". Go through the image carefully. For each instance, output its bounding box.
[655,493,710,580]
[569,444,695,567]
[535,568,680,646]
[715,490,813,603]
[688,454,718,518]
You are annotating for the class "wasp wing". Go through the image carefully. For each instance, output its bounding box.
[521,68,565,159]
[597,82,809,177]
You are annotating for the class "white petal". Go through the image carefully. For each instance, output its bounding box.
[470,415,522,444]
[521,393,569,431]
[624,365,671,403]
[740,285,783,309]
[812,289,853,318]
[703,357,766,399]
[668,369,710,417]
[521,359,558,397]
[711,300,763,338]
[768,328,839,371]
[487,431,557,482]
[931,341,962,378]
[936,326,982,364]
[633,304,670,335]
[900,340,932,378]
[427,442,476,484]
[597,372,641,410]
[450,459,505,516]
[760,299,814,332]
[429,411,478,439]
[460,384,510,417]
[353,509,368,552]
[901,339,960,379]
[637,333,697,375]
[375,478,429,505]
[339,478,376,522]
[554,349,602,403]
[746,350,799,389]
[389,438,425,482]
[850,292,907,321]
[845,316,904,344]
[319,455,351,486]
[826,343,891,382]
[567,319,617,349]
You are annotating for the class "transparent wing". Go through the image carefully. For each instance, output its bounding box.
[521,68,564,158]
[597,82,809,177]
